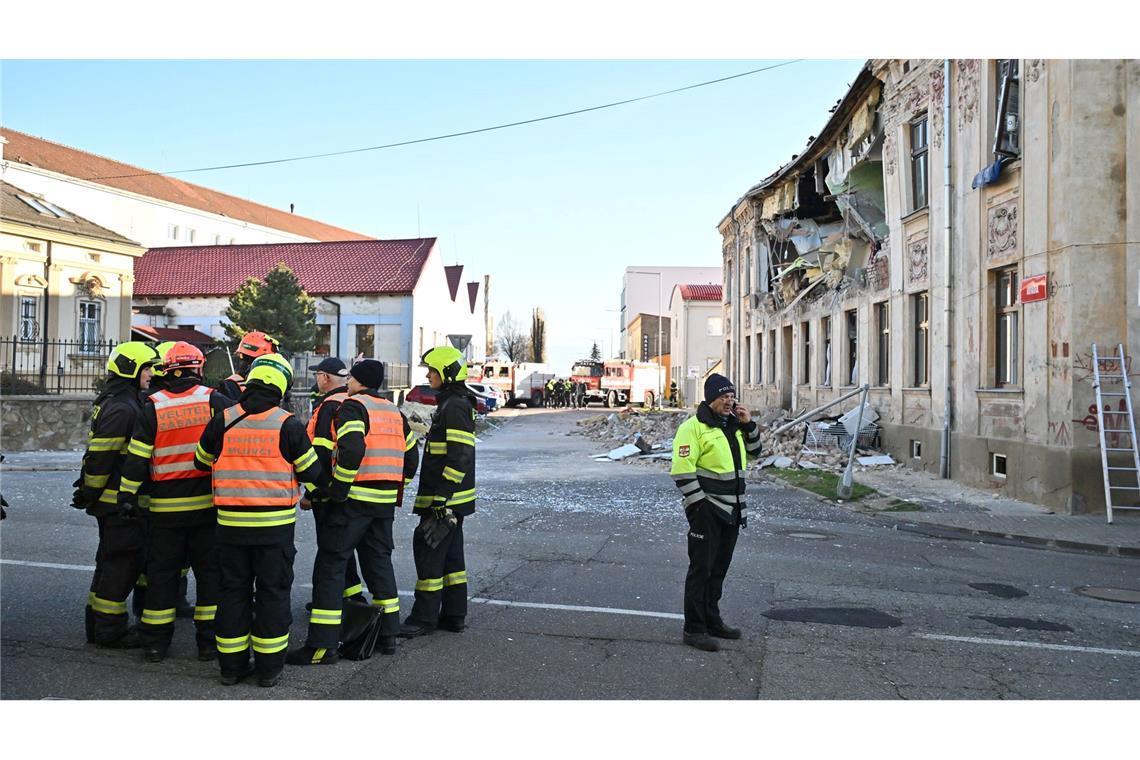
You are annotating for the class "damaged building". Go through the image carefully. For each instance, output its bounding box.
[719,59,1140,515]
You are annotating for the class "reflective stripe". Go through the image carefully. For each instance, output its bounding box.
[337,420,366,437]
[372,597,400,613]
[705,495,738,516]
[683,491,707,507]
[347,485,398,504]
[83,472,110,489]
[141,608,176,626]
[427,442,447,455]
[309,609,342,625]
[707,492,741,507]
[310,647,330,663]
[119,476,143,495]
[195,444,216,466]
[216,508,297,528]
[442,466,465,483]
[312,436,335,451]
[89,595,128,615]
[216,634,250,654]
[678,480,702,495]
[152,460,202,476]
[670,471,697,481]
[98,488,120,505]
[404,477,415,486]
[415,577,444,592]
[342,584,363,598]
[443,571,467,587]
[334,465,358,483]
[150,493,214,512]
[180,567,189,578]
[127,439,154,459]
[88,436,127,452]
[293,448,318,471]
[215,485,299,500]
[194,605,217,622]
[136,573,148,587]
[404,432,417,451]
[251,633,289,654]
[414,495,436,509]
[215,469,294,481]
[445,429,476,446]
[695,468,737,481]
[447,488,475,507]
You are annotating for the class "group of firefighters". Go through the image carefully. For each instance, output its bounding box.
[72,330,478,687]
[543,378,587,408]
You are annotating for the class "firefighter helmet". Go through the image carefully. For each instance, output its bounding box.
[246,364,289,397]
[236,330,279,359]
[106,342,160,380]
[249,353,294,387]
[163,341,205,374]
[150,341,178,378]
[420,345,468,383]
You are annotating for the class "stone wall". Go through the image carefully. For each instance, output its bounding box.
[1,395,96,450]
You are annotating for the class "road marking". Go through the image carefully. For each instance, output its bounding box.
[1,559,95,571]
[467,597,684,620]
[916,633,1140,658]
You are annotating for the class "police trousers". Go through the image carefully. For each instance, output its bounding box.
[306,500,399,647]
[215,534,295,679]
[87,511,146,645]
[407,514,467,628]
[139,520,219,651]
[683,502,739,634]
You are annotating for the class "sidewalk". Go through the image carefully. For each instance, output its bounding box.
[854,467,1140,558]
[2,450,83,471]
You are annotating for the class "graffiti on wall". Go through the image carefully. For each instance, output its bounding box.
[1072,351,1137,385]
[1049,420,1072,447]
[1074,399,1134,449]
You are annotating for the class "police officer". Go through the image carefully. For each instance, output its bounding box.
[73,341,159,648]
[118,342,234,663]
[670,373,763,652]
[288,359,419,664]
[218,330,279,401]
[195,363,326,687]
[400,347,476,638]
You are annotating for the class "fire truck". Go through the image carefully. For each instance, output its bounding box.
[598,360,666,408]
[477,361,554,407]
[570,359,605,405]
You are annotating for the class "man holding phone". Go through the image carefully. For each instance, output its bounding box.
[670,372,764,652]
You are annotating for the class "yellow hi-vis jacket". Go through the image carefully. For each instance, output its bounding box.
[670,402,763,524]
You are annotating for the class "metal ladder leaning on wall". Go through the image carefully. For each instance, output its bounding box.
[1092,343,1140,524]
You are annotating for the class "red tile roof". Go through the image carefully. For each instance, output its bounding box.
[678,284,722,301]
[132,325,217,344]
[1,127,370,242]
[134,239,436,297]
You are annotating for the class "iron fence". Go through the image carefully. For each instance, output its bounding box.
[1,335,118,395]
[289,353,411,392]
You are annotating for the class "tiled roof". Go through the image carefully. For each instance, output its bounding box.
[1,127,370,242]
[678,284,722,301]
[134,239,436,297]
[1,180,141,247]
[131,325,216,345]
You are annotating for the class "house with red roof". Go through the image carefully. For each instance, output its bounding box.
[668,282,724,406]
[132,238,486,386]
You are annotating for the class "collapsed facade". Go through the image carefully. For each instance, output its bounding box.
[719,59,1140,514]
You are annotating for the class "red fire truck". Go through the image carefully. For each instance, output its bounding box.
[570,359,605,406]
[597,360,666,408]
[477,361,554,407]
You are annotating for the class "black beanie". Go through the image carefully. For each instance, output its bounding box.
[350,359,385,389]
[704,373,735,403]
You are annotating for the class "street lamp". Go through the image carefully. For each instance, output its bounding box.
[628,270,663,408]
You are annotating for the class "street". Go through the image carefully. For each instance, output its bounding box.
[1,407,1138,700]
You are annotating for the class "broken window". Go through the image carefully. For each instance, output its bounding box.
[875,301,890,387]
[993,60,1021,158]
[821,316,832,387]
[768,329,776,385]
[995,267,1019,386]
[845,308,858,385]
[725,263,733,304]
[910,116,929,211]
[800,321,811,385]
[744,336,752,384]
[356,324,375,359]
[913,292,929,387]
[744,247,751,297]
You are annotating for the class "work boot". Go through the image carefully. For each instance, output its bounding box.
[708,622,742,640]
[219,663,256,686]
[398,620,435,639]
[285,645,340,666]
[682,632,720,652]
[378,636,398,655]
[258,670,283,688]
[143,645,167,663]
[438,616,466,633]
[98,629,145,650]
[197,645,217,662]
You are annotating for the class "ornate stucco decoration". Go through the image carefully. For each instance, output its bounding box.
[929,66,945,147]
[883,131,897,176]
[1025,59,1044,84]
[956,59,979,132]
[69,272,109,298]
[15,273,48,289]
[987,200,1019,259]
[908,238,929,284]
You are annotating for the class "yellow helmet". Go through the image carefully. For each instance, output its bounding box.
[246,364,289,397]
[107,341,159,379]
[150,341,178,378]
[421,345,468,383]
[249,353,294,387]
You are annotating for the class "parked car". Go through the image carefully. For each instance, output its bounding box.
[405,384,490,414]
[465,382,503,411]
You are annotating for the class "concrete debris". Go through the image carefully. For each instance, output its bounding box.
[607,444,643,461]
[773,456,795,469]
[857,454,895,466]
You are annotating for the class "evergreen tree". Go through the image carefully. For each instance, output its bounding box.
[589,341,602,361]
[222,263,317,355]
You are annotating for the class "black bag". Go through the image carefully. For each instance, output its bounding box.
[338,597,382,660]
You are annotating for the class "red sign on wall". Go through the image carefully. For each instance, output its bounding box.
[1020,273,1048,303]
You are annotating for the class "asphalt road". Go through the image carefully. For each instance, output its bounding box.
[2,407,1138,699]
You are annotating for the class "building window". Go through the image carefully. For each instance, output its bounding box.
[315,324,332,355]
[875,302,890,387]
[845,309,858,385]
[356,324,375,359]
[910,116,929,212]
[706,317,723,337]
[821,316,832,386]
[995,267,1019,386]
[913,292,930,386]
[725,263,733,303]
[800,322,811,385]
[17,194,70,219]
[78,300,102,352]
[19,296,40,340]
[768,329,776,385]
[744,336,751,384]
[743,247,751,298]
[994,59,1021,158]
[725,340,731,378]
[168,224,180,240]
[187,228,197,244]
[758,332,765,385]
[214,234,223,245]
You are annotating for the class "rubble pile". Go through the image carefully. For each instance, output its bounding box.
[573,408,690,445]
[400,400,497,437]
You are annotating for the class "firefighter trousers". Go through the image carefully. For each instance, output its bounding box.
[312,502,365,598]
[407,514,467,628]
[139,521,219,651]
[683,502,739,634]
[215,538,296,679]
[306,500,399,648]
[87,512,146,645]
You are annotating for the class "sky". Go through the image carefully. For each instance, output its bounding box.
[1,58,865,372]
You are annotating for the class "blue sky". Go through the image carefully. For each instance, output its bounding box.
[1,59,865,371]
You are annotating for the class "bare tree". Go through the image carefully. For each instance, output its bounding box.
[530,308,546,363]
[496,311,531,362]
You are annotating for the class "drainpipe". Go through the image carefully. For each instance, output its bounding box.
[939,58,954,479]
[321,296,342,357]
[39,241,52,388]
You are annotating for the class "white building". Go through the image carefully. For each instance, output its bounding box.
[619,265,719,359]
[668,284,723,407]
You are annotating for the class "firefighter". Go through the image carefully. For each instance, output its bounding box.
[670,373,763,652]
[288,359,420,665]
[118,342,234,663]
[72,341,159,648]
[554,378,565,408]
[195,363,326,687]
[544,379,555,408]
[669,380,678,407]
[300,357,367,604]
[218,330,279,400]
[400,346,476,638]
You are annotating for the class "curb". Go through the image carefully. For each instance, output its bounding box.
[880,517,1140,559]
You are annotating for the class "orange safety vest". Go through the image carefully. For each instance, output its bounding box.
[150,385,214,481]
[225,373,246,393]
[213,406,298,513]
[305,391,349,444]
[340,394,405,482]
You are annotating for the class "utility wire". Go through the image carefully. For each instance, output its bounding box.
[88,60,803,181]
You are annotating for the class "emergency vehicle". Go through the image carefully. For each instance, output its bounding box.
[478,361,554,407]
[599,360,666,408]
[570,360,605,405]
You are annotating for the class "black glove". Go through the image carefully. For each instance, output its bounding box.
[419,508,457,549]
[117,492,141,521]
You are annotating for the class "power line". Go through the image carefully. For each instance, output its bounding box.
[87,60,803,181]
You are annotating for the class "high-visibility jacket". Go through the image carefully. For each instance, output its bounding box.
[78,380,145,517]
[670,402,763,524]
[414,384,477,517]
[330,391,418,507]
[212,406,304,528]
[150,385,215,481]
[306,390,349,453]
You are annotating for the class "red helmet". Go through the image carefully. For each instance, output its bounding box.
[237,330,279,359]
[163,341,205,372]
